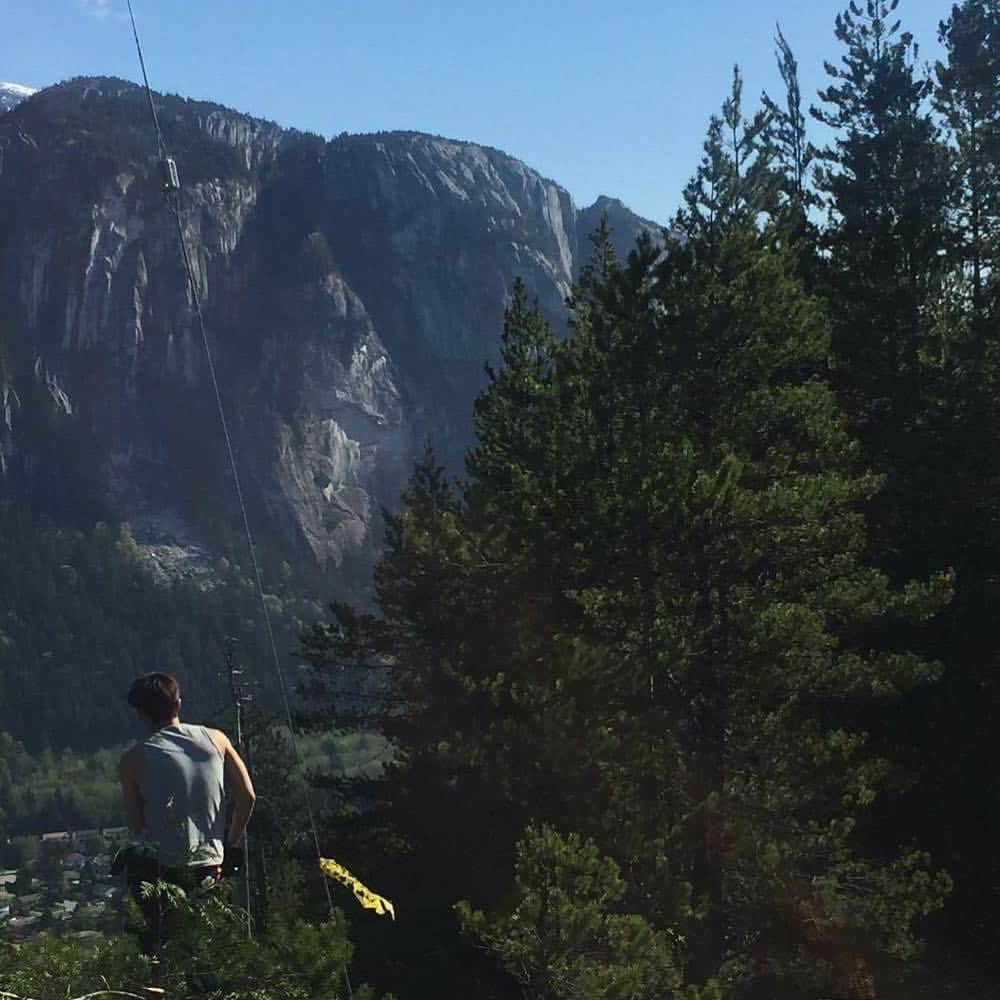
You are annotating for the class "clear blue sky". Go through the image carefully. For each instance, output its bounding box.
[3,0,947,222]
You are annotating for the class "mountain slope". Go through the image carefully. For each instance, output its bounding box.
[0,76,657,585]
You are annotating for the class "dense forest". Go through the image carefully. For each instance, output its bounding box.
[0,505,326,750]
[6,0,1000,997]
[293,2,1000,998]
[0,736,124,842]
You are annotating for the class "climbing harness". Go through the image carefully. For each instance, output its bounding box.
[123,1,394,992]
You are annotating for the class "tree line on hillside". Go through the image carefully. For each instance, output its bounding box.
[293,2,1000,997]
[0,504,325,751]
[0,737,124,846]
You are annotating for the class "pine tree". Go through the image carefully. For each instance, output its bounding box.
[456,825,684,1000]
[299,444,527,999]
[811,0,950,368]
[466,277,561,568]
[935,0,1000,334]
[810,0,951,578]
[569,230,954,992]
[866,1,1000,966]
[762,26,817,226]
[677,67,780,242]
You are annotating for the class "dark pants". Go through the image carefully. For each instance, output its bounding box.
[124,852,223,956]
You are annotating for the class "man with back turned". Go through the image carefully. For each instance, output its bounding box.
[118,672,256,953]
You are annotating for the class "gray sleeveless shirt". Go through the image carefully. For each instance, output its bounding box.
[138,723,227,867]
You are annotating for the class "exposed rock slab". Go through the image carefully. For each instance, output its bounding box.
[0,77,657,589]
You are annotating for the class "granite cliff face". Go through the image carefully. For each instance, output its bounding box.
[0,77,657,590]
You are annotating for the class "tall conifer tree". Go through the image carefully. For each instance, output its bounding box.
[762,26,817,224]
[935,0,1000,340]
[811,0,950,572]
[678,67,780,242]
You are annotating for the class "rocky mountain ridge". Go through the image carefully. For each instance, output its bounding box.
[0,76,658,594]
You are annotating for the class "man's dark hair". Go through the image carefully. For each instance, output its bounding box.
[127,673,181,726]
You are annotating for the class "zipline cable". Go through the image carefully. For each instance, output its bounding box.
[126,0,165,160]
[123,2,347,982]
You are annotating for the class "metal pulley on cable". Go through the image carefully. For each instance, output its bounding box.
[160,156,180,192]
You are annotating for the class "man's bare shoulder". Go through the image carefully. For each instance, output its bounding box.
[204,727,231,755]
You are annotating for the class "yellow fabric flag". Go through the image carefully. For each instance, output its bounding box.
[319,857,396,920]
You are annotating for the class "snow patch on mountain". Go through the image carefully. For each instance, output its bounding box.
[0,83,38,114]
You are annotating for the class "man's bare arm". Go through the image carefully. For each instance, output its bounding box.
[118,747,144,834]
[218,732,256,846]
